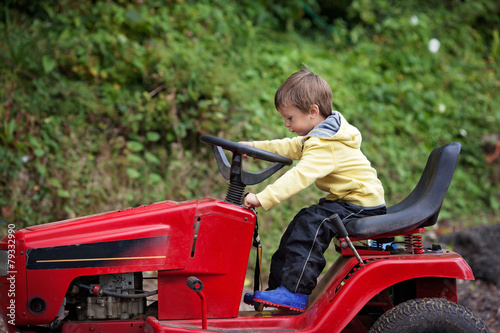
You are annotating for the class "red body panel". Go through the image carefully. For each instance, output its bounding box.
[158,200,255,320]
[0,199,255,328]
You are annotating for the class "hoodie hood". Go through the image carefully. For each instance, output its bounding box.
[304,111,361,149]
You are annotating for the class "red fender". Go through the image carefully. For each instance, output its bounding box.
[303,252,474,331]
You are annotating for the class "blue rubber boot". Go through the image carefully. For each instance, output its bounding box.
[243,292,254,305]
[253,286,308,311]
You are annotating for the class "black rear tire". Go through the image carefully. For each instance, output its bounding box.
[369,298,490,333]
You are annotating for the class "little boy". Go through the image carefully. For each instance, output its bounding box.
[242,69,386,311]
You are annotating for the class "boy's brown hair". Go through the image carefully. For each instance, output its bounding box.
[274,69,333,118]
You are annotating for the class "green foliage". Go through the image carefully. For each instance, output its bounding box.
[0,0,499,250]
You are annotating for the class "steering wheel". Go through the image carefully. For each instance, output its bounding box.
[200,135,292,166]
[200,135,292,205]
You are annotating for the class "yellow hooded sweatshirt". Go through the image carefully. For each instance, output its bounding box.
[254,112,385,210]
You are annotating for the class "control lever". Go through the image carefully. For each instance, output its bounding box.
[329,214,364,266]
[186,276,207,329]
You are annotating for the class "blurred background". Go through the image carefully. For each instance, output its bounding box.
[0,0,499,327]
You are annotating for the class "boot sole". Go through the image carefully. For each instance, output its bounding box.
[253,298,306,312]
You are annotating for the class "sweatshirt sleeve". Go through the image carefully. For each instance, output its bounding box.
[255,138,336,210]
[253,137,304,160]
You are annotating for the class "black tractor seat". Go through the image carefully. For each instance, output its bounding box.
[345,142,462,240]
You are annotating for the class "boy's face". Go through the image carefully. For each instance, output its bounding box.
[278,104,326,136]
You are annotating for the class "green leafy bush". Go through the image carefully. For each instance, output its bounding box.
[1,0,498,240]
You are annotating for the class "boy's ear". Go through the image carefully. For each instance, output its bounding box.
[309,104,320,118]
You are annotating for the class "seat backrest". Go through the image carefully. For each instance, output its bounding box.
[345,142,462,239]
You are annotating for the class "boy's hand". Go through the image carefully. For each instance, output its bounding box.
[244,193,261,208]
[239,141,254,159]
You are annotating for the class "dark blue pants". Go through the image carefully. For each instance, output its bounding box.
[268,199,386,295]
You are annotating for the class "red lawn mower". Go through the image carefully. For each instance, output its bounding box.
[0,135,490,332]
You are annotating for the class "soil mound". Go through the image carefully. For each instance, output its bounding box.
[439,224,500,331]
[439,224,500,285]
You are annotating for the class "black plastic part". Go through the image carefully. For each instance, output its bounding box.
[214,144,287,186]
[201,135,293,166]
[29,298,46,313]
[431,243,442,252]
[329,214,348,238]
[225,181,246,205]
[186,276,203,292]
[200,135,293,205]
[213,146,231,180]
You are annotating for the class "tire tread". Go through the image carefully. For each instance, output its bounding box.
[369,298,490,333]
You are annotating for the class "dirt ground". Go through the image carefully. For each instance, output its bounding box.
[439,223,500,332]
[457,279,499,332]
